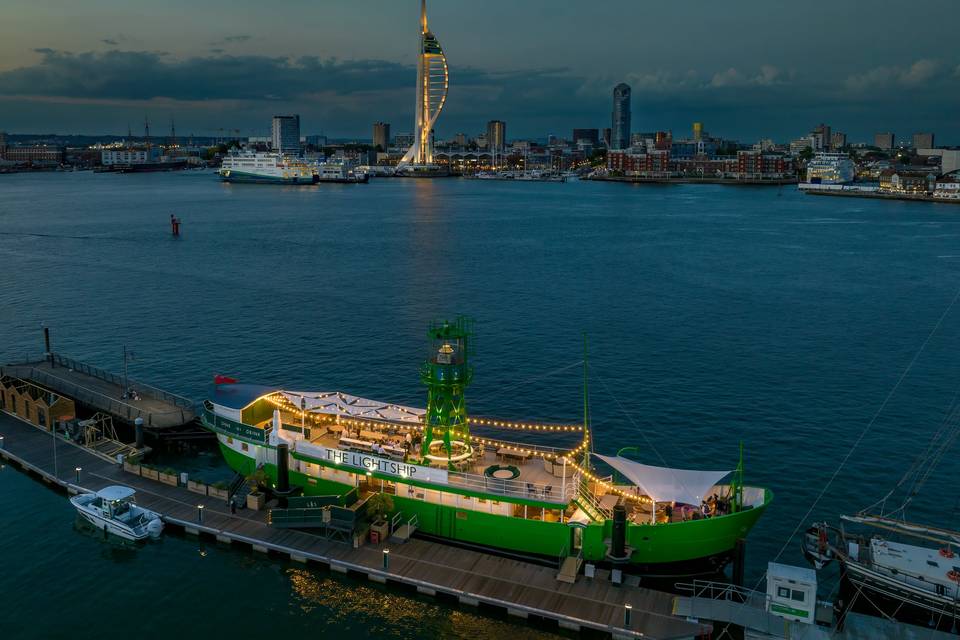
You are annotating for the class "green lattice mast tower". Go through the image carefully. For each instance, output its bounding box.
[420,317,473,462]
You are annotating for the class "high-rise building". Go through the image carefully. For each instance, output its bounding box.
[692,122,704,141]
[271,115,301,155]
[875,132,895,150]
[812,123,831,150]
[611,83,631,150]
[830,132,847,150]
[372,122,391,151]
[602,128,612,148]
[913,132,935,149]
[486,120,506,151]
[572,128,600,146]
[398,0,449,169]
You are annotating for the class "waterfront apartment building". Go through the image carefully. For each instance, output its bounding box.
[486,120,506,151]
[2,145,65,164]
[830,132,847,149]
[874,132,895,150]
[912,132,934,149]
[101,148,161,165]
[608,149,793,180]
[611,83,631,150]
[271,115,301,155]
[372,122,391,151]
[879,168,934,194]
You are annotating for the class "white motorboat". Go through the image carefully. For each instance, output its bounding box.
[71,485,164,541]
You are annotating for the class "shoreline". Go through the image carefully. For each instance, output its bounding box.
[801,188,960,205]
[587,175,797,186]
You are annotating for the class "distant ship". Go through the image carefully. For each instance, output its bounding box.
[316,163,369,184]
[218,151,318,185]
[806,152,856,184]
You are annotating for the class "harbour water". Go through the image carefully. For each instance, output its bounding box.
[2,171,959,637]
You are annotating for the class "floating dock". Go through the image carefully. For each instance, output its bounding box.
[0,411,709,640]
[1,354,196,429]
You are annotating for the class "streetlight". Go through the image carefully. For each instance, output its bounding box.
[75,467,81,483]
[197,504,204,523]
[624,603,632,628]
[382,548,390,570]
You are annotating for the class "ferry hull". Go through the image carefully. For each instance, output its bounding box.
[216,438,769,575]
[219,170,318,185]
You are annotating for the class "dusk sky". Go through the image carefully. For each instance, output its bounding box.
[1,0,957,143]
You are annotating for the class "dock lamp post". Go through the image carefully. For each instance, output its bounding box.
[624,603,632,628]
[382,548,390,571]
[75,467,81,483]
[197,504,204,523]
[0,435,4,449]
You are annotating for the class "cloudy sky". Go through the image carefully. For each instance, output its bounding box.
[0,0,957,143]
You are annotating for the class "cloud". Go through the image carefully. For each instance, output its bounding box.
[710,65,782,88]
[0,48,573,105]
[210,35,253,46]
[845,59,942,91]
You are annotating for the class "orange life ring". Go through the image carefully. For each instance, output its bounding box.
[939,547,955,559]
[947,570,960,583]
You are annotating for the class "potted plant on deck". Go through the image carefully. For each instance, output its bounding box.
[366,493,394,544]
[246,468,268,511]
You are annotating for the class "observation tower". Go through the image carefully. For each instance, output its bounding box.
[420,318,473,465]
[397,0,449,175]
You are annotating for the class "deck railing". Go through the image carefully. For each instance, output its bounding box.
[445,468,576,504]
[47,353,195,409]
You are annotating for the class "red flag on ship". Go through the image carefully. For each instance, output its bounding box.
[214,374,238,385]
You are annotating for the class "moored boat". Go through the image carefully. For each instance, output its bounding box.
[71,485,164,541]
[804,517,960,632]
[316,163,369,183]
[218,151,318,184]
[200,319,771,576]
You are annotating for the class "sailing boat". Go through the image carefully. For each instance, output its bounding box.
[802,391,960,631]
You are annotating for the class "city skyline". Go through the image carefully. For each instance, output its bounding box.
[0,0,958,142]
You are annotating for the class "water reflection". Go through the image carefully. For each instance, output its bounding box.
[285,568,558,639]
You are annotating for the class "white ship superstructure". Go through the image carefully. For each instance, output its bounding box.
[806,152,855,184]
[219,151,317,184]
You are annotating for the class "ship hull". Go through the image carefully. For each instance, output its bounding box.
[215,435,769,575]
[839,559,960,632]
[218,170,318,185]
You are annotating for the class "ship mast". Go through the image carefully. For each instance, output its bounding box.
[582,332,591,470]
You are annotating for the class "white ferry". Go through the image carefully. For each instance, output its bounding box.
[805,152,855,184]
[219,151,318,185]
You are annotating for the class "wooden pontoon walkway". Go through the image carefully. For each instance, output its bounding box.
[1,354,195,429]
[0,412,708,640]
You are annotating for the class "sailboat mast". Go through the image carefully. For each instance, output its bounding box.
[582,332,590,469]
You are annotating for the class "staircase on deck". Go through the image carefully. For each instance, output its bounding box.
[389,511,419,543]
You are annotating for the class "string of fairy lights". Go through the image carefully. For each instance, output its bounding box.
[264,393,651,504]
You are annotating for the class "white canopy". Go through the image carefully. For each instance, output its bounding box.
[282,390,425,425]
[96,485,136,502]
[594,454,732,506]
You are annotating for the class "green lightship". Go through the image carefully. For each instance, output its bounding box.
[201,319,771,576]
